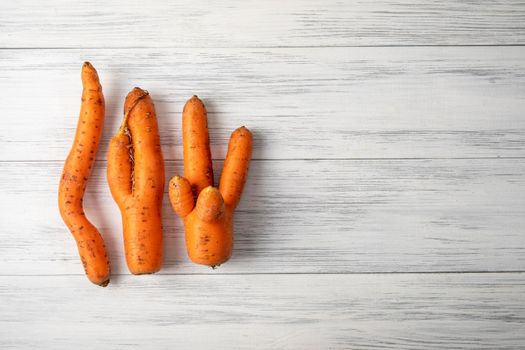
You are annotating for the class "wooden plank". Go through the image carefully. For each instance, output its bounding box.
[1,0,525,48]
[1,273,524,349]
[1,159,524,275]
[1,47,525,160]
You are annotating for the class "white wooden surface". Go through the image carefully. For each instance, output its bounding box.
[1,1,525,349]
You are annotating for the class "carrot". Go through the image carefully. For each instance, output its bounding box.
[219,127,253,208]
[107,87,165,274]
[58,62,110,287]
[182,96,214,196]
[168,96,253,267]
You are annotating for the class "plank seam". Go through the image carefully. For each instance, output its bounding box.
[1,157,525,164]
[3,271,525,277]
[1,44,525,50]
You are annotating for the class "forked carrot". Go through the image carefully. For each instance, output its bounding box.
[107,87,165,274]
[169,96,252,267]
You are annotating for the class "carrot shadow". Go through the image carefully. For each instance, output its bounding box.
[152,90,187,271]
[227,128,266,269]
[204,99,265,270]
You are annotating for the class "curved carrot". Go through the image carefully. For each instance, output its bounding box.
[107,87,165,275]
[169,96,253,267]
[58,62,110,286]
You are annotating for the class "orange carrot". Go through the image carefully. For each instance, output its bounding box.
[219,127,253,208]
[107,87,165,274]
[169,96,253,267]
[58,62,110,286]
[168,176,194,218]
[182,96,214,196]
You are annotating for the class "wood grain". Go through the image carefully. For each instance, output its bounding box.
[1,273,524,349]
[1,47,525,161]
[1,0,525,48]
[1,159,523,275]
[1,1,525,348]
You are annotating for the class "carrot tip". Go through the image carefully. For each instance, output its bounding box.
[98,279,110,287]
[187,95,203,104]
[234,126,252,136]
[81,62,96,73]
[120,88,150,131]
[169,175,187,187]
[131,271,154,276]
[81,62,101,88]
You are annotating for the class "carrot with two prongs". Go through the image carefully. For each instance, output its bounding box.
[107,87,165,274]
[58,62,110,286]
[169,96,253,267]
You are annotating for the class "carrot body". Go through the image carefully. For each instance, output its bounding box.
[169,96,252,267]
[107,87,165,274]
[183,96,214,196]
[58,62,110,286]
[219,127,253,207]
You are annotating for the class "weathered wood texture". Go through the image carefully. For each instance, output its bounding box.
[1,0,525,48]
[2,0,525,349]
[1,47,525,161]
[1,273,524,349]
[1,159,523,275]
